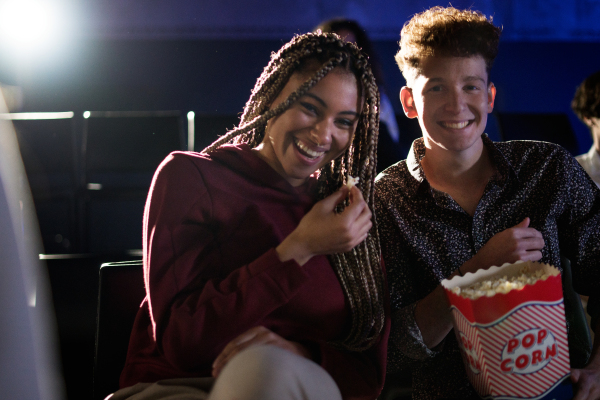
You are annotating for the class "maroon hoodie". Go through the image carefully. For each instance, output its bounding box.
[120,144,389,400]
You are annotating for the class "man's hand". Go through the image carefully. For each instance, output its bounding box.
[571,318,600,400]
[463,217,545,274]
[211,326,311,378]
[571,363,600,399]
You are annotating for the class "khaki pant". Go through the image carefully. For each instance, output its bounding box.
[107,345,342,400]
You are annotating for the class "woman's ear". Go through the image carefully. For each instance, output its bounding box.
[400,86,418,119]
[487,83,497,113]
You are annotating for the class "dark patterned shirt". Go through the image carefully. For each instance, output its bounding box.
[375,135,600,400]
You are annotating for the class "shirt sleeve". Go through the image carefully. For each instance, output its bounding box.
[144,153,311,371]
[556,150,600,324]
[375,183,441,370]
[389,304,440,363]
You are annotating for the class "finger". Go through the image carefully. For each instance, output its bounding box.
[344,204,372,238]
[347,217,373,249]
[354,232,369,248]
[336,209,371,249]
[212,342,238,376]
[344,189,369,218]
[357,199,372,219]
[214,340,254,376]
[212,327,262,371]
[348,185,364,204]
[361,232,369,243]
[212,326,270,377]
[516,228,544,239]
[213,336,260,377]
[573,370,600,400]
[517,236,545,251]
[353,210,373,236]
[522,250,543,262]
[214,329,285,376]
[318,186,350,211]
[571,369,581,383]
[212,342,234,372]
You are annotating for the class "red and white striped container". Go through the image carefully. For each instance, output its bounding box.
[442,261,573,400]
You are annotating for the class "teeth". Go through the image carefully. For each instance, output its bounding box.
[442,121,470,129]
[294,138,324,158]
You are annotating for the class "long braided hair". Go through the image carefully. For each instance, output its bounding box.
[204,32,385,351]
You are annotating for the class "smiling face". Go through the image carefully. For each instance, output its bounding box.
[401,55,496,158]
[256,67,362,187]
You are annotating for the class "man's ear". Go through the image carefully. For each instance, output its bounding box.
[583,117,597,128]
[400,86,418,119]
[487,83,497,113]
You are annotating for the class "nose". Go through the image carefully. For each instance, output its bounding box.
[445,89,466,114]
[311,119,333,147]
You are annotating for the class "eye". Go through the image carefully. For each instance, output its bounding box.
[428,85,443,92]
[300,102,318,114]
[335,118,355,128]
[464,85,480,91]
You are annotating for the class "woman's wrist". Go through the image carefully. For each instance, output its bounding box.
[276,233,312,266]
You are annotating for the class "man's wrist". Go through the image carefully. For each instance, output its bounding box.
[461,256,483,276]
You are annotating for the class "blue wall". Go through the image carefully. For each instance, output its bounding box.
[373,40,600,154]
[9,38,598,154]
[1,1,599,154]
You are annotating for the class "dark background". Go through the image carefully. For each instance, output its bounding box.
[1,1,598,399]
[5,39,600,153]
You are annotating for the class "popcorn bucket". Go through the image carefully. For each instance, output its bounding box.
[441,261,573,399]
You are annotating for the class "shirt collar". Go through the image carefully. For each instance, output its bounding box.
[585,145,600,173]
[406,134,518,197]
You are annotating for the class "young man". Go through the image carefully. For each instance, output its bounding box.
[573,70,600,187]
[375,6,600,400]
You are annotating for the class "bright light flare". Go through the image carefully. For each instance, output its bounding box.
[0,0,64,58]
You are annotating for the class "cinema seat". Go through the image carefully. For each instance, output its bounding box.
[94,260,145,400]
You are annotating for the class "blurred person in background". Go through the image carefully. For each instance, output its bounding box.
[316,18,403,172]
[572,70,600,188]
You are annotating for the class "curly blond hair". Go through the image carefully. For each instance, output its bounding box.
[204,32,385,351]
[396,6,502,83]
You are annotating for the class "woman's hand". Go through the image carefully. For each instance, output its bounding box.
[211,326,311,378]
[462,217,545,274]
[276,185,372,265]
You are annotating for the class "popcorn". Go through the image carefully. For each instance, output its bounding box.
[451,265,551,299]
[442,261,573,400]
[346,175,359,190]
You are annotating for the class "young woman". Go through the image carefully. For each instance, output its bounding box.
[109,32,389,400]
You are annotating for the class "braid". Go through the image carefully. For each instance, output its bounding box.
[205,32,384,351]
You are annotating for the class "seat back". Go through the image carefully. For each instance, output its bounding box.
[94,260,145,400]
[82,111,184,253]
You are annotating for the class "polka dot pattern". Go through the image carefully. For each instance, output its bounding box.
[375,135,600,399]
